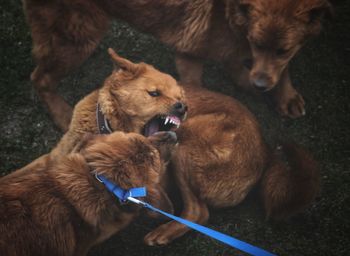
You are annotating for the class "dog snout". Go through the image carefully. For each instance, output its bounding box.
[253,79,268,90]
[252,73,270,91]
[172,101,188,116]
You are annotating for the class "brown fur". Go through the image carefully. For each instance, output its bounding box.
[143,85,320,245]
[18,49,186,175]
[18,53,319,246]
[22,0,332,130]
[46,49,186,162]
[0,131,176,256]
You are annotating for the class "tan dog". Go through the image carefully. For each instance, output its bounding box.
[18,48,186,174]
[18,52,319,248]
[49,48,186,161]
[0,131,176,256]
[143,85,320,245]
[23,0,332,130]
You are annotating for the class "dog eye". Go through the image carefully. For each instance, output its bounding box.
[148,90,161,97]
[276,48,289,56]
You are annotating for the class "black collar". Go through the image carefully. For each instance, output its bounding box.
[94,105,141,212]
[96,103,113,134]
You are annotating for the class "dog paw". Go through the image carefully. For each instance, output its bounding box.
[144,224,172,246]
[144,221,187,246]
[275,91,305,118]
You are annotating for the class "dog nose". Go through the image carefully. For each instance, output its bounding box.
[252,73,269,91]
[254,79,267,90]
[173,101,188,115]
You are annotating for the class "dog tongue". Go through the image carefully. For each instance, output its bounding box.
[144,119,159,137]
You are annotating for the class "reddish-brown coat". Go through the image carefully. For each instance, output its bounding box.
[0,131,176,256]
[15,52,320,247]
[23,0,332,129]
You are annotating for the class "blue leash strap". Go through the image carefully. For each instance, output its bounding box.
[142,203,275,256]
[95,174,276,256]
[95,174,146,202]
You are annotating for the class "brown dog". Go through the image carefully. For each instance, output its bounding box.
[23,0,332,130]
[0,131,176,256]
[19,52,319,247]
[143,85,320,245]
[49,48,186,161]
[17,48,186,176]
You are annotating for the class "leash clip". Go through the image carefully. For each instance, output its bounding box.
[94,172,103,183]
[127,196,147,206]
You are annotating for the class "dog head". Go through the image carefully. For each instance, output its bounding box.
[81,131,177,215]
[100,49,187,136]
[226,0,332,91]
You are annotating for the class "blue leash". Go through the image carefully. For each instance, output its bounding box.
[96,174,276,256]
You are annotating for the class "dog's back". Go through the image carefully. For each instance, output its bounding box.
[0,158,93,256]
[0,131,177,255]
[0,155,129,256]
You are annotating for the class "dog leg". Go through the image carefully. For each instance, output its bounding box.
[175,53,203,86]
[144,162,209,245]
[144,194,208,246]
[25,2,110,131]
[268,68,305,118]
[30,67,73,132]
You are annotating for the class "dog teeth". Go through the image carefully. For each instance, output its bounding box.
[163,116,181,127]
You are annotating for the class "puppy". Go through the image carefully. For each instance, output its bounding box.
[0,131,176,256]
[22,0,332,130]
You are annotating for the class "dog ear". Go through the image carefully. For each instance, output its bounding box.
[309,1,334,22]
[108,48,139,73]
[236,2,251,25]
[225,0,253,27]
[297,0,333,33]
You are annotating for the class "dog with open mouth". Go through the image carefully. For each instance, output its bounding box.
[0,131,177,256]
[16,51,319,249]
[19,48,187,171]
[50,50,318,246]
[143,85,320,246]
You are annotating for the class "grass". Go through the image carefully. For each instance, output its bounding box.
[0,1,349,255]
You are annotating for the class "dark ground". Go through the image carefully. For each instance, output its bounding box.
[0,1,349,256]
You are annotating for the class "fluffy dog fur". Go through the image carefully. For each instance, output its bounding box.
[143,85,320,245]
[49,49,186,160]
[0,131,176,256]
[18,53,319,247]
[23,0,332,130]
[18,49,186,177]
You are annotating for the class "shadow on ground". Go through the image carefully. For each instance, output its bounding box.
[0,1,349,255]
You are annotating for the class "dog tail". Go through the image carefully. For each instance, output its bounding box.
[260,143,320,220]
